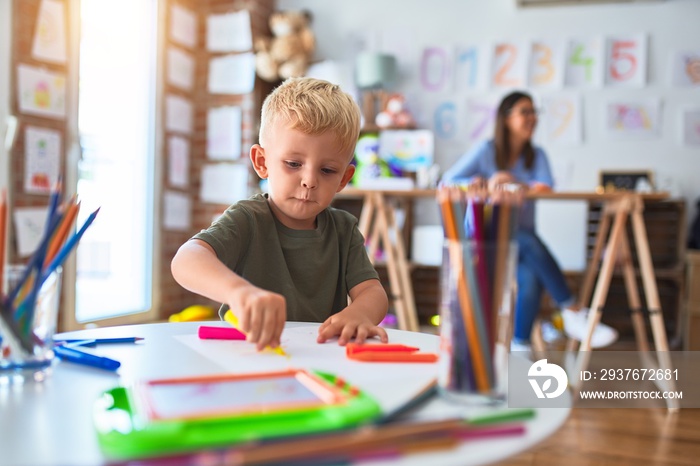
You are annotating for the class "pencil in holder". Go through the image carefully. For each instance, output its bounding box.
[0,266,63,384]
[436,183,521,404]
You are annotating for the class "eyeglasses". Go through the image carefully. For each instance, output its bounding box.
[509,108,540,117]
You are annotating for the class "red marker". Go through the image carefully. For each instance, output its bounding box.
[345,343,420,355]
[348,352,439,363]
[198,326,246,340]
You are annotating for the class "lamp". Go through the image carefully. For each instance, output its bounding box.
[355,52,397,129]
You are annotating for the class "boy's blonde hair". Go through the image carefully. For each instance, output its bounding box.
[259,77,361,159]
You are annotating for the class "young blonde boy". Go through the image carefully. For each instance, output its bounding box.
[171,77,389,350]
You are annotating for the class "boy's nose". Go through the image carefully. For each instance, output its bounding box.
[301,173,317,189]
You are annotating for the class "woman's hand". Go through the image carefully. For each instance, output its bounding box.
[488,171,516,190]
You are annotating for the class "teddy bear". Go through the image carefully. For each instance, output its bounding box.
[375,93,416,129]
[254,10,315,82]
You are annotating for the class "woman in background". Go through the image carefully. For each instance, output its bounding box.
[441,91,618,353]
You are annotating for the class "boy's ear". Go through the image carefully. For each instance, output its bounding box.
[250,144,268,178]
[337,164,355,192]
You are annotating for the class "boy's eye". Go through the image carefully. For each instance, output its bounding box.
[321,168,337,175]
[285,161,301,169]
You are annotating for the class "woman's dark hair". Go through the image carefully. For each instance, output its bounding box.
[493,91,535,170]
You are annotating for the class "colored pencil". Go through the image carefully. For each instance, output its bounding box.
[0,190,6,298]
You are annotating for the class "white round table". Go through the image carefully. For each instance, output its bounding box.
[0,321,570,465]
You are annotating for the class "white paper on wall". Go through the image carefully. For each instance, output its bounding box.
[200,163,249,205]
[670,50,700,87]
[604,34,647,87]
[454,44,490,92]
[170,4,197,49]
[206,10,252,52]
[208,53,256,95]
[682,108,700,146]
[540,92,582,145]
[490,41,528,90]
[163,190,192,232]
[604,98,662,140]
[207,106,242,160]
[565,37,604,88]
[168,136,190,188]
[464,95,499,144]
[528,39,566,90]
[24,126,61,194]
[17,64,66,119]
[32,0,67,63]
[13,207,48,257]
[165,94,193,134]
[167,47,195,91]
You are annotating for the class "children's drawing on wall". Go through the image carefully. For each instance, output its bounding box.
[454,45,490,91]
[32,0,67,64]
[432,100,458,140]
[168,136,190,188]
[540,93,582,145]
[167,47,195,91]
[17,64,66,119]
[671,50,700,86]
[420,47,451,92]
[206,9,252,53]
[565,37,604,88]
[604,99,661,139]
[529,39,566,90]
[464,96,498,144]
[378,129,434,173]
[170,4,197,49]
[491,41,528,90]
[24,126,61,194]
[604,34,647,87]
[165,94,193,134]
[206,106,242,160]
[683,108,700,146]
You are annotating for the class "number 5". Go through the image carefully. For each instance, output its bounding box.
[610,40,637,81]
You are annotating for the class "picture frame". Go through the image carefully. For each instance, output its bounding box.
[598,170,655,192]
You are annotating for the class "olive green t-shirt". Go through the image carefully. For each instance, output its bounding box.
[192,193,379,322]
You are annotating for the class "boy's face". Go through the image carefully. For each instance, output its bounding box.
[250,118,355,230]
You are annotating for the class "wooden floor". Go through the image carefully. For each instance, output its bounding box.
[496,407,700,465]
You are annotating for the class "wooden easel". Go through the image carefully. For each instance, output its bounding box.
[356,191,420,332]
[568,192,679,411]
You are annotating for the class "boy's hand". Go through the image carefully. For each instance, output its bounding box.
[317,308,389,346]
[227,285,286,351]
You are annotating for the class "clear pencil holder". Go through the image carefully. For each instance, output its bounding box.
[0,266,62,384]
[437,239,517,405]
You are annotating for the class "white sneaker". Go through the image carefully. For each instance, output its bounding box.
[562,308,619,348]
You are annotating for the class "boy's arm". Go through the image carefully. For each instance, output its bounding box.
[316,278,389,345]
[171,239,286,349]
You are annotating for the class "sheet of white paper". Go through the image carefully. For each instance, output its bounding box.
[670,50,700,87]
[464,95,499,144]
[490,41,528,90]
[165,94,193,134]
[17,64,66,119]
[167,47,195,91]
[168,136,190,188]
[604,98,662,140]
[207,106,242,160]
[565,37,604,88]
[200,163,249,205]
[528,39,566,90]
[682,108,700,146]
[24,126,61,194]
[206,10,252,52]
[13,207,48,257]
[32,0,67,63]
[540,92,582,145]
[170,4,197,49]
[173,324,439,414]
[163,191,192,232]
[208,53,255,95]
[378,130,434,172]
[454,44,491,92]
[604,34,647,87]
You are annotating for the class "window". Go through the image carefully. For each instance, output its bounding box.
[73,0,159,324]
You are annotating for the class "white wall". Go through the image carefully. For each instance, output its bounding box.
[280,0,700,270]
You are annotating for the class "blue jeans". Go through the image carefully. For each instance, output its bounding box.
[513,230,575,343]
